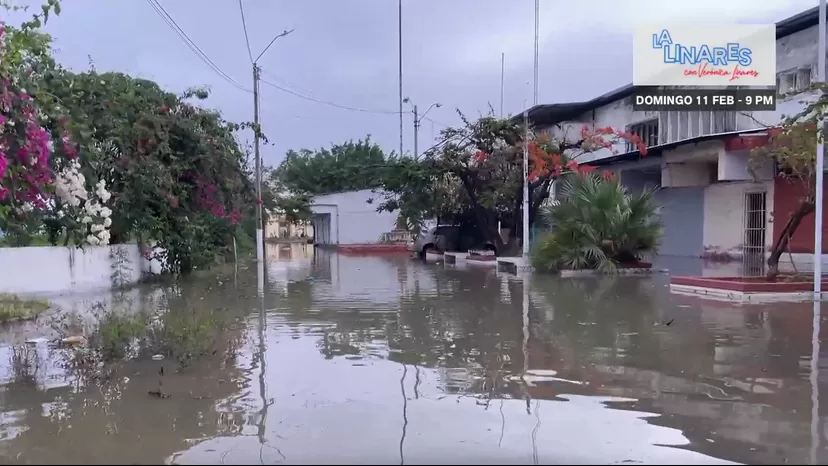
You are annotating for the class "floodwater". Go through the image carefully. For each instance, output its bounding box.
[0,244,826,464]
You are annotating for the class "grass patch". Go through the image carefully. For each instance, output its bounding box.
[0,294,50,323]
[91,312,148,361]
[148,307,225,366]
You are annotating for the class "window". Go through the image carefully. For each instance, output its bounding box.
[778,66,812,94]
[625,119,659,153]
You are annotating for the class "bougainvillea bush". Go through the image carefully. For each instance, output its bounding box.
[0,2,100,246]
[38,72,258,273]
[1,2,258,274]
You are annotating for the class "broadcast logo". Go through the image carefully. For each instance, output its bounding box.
[633,24,776,87]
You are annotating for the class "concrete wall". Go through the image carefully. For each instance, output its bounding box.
[0,244,163,295]
[702,181,774,258]
[311,189,398,245]
[773,175,828,254]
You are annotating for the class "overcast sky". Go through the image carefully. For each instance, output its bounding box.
[5,0,819,167]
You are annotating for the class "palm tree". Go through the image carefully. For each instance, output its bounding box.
[531,173,663,272]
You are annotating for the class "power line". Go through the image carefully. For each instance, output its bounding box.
[144,0,251,93]
[258,73,451,129]
[258,76,401,114]
[238,0,254,64]
[140,5,452,129]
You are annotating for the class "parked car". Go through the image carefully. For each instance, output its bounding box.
[408,224,497,258]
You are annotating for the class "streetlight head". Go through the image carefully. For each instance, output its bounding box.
[403,97,410,103]
[435,103,442,108]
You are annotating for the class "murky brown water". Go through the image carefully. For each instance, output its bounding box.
[0,243,826,464]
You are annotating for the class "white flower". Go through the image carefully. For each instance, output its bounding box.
[81,216,92,224]
[90,224,104,233]
[85,202,100,215]
[21,203,33,212]
[103,217,112,227]
[99,207,112,218]
[97,229,110,243]
[86,235,99,245]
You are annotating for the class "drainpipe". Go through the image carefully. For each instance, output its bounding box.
[313,204,340,245]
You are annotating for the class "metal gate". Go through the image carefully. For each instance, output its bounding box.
[743,191,767,276]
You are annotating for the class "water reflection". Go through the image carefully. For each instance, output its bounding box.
[0,244,824,464]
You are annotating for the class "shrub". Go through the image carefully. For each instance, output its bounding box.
[0,293,50,323]
[531,173,662,272]
[92,311,147,361]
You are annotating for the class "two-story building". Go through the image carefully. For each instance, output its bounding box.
[523,7,827,273]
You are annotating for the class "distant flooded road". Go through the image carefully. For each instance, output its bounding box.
[0,243,826,464]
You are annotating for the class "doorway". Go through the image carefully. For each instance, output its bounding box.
[743,191,767,276]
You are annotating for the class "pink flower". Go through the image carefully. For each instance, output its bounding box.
[0,151,7,178]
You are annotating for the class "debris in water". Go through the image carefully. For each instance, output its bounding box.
[148,390,171,399]
[25,337,48,345]
[152,354,164,361]
[61,335,87,345]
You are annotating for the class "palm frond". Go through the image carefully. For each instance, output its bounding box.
[532,172,662,272]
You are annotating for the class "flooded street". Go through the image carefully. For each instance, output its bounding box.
[0,243,826,464]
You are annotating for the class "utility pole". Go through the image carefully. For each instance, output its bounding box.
[250,28,293,264]
[815,0,826,299]
[413,104,418,160]
[253,64,264,264]
[500,53,505,117]
[404,98,440,160]
[522,109,530,257]
[398,0,404,157]
[533,0,539,105]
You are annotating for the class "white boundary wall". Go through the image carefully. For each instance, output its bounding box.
[0,244,163,295]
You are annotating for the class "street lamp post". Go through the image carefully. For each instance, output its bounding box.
[815,0,826,299]
[403,98,441,159]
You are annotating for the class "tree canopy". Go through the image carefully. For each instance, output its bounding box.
[1,2,261,274]
[375,112,646,253]
[275,137,389,195]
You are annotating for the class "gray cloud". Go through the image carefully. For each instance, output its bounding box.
[7,0,818,167]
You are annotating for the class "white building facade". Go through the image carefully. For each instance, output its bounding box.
[524,7,828,272]
[310,189,401,246]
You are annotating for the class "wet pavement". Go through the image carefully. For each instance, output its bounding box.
[0,243,826,464]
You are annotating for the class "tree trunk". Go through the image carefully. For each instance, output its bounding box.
[457,173,506,252]
[767,198,814,279]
